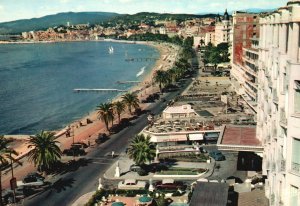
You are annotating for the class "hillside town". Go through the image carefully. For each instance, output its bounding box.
[0,0,300,206]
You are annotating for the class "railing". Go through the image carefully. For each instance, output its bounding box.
[291,162,300,174]
[280,109,287,127]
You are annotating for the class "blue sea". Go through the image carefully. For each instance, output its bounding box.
[0,41,159,135]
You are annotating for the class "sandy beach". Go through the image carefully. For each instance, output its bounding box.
[5,40,180,159]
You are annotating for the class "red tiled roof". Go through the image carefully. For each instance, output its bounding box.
[221,126,261,146]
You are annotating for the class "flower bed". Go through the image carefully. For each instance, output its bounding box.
[156,167,207,175]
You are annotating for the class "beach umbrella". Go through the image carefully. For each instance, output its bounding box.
[112,202,125,206]
[139,195,152,203]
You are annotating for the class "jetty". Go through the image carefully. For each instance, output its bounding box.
[74,88,128,93]
[116,81,141,84]
[125,57,158,62]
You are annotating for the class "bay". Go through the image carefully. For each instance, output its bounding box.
[0,41,159,134]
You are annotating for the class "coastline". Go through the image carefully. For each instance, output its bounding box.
[5,40,179,155]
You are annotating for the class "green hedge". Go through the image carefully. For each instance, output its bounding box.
[156,167,207,175]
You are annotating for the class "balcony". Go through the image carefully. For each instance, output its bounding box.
[267,76,273,88]
[291,162,300,174]
[273,89,279,103]
[280,109,287,127]
[280,159,286,172]
[272,127,277,137]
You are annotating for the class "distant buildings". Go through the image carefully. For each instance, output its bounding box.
[256,1,300,205]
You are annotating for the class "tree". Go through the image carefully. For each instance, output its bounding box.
[154,70,169,92]
[0,136,20,206]
[96,103,114,131]
[127,134,156,166]
[208,50,222,75]
[27,131,61,174]
[113,101,125,123]
[122,93,140,114]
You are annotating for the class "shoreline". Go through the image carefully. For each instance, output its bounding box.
[4,40,179,143]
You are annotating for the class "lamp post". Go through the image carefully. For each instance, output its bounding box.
[8,148,16,204]
[71,125,75,160]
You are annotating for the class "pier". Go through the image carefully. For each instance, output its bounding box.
[116,81,141,84]
[74,88,128,93]
[125,57,158,62]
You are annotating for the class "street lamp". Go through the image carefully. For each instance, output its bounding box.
[8,147,16,204]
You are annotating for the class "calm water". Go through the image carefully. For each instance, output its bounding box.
[0,41,159,134]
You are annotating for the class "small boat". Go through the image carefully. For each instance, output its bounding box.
[108,46,114,54]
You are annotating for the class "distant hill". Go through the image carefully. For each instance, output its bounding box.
[0,12,120,34]
[197,8,276,15]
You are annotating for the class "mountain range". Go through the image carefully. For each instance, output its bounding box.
[0,12,120,35]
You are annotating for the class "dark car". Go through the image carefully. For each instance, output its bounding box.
[155,179,186,191]
[63,147,86,156]
[209,150,225,161]
[71,142,88,149]
[95,133,108,144]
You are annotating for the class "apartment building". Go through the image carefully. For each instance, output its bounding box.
[256,1,300,205]
[230,11,260,112]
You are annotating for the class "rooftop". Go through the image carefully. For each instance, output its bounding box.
[190,182,228,206]
[220,125,260,146]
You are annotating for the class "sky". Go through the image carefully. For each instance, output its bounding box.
[0,0,288,23]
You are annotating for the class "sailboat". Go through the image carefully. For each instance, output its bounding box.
[108,46,114,54]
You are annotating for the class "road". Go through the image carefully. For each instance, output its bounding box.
[23,79,192,206]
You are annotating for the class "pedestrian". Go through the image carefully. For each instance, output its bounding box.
[88,140,90,147]
[112,151,115,158]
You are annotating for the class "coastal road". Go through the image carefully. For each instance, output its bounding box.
[23,79,192,206]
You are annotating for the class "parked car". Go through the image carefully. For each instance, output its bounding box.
[2,187,25,204]
[95,133,108,144]
[17,174,45,187]
[118,179,146,190]
[63,147,86,156]
[209,150,225,161]
[129,164,142,172]
[71,142,88,149]
[154,179,186,191]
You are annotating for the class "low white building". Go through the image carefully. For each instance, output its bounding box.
[162,104,199,119]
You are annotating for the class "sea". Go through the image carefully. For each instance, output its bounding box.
[0,41,159,135]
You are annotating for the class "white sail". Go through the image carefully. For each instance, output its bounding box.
[108,46,114,54]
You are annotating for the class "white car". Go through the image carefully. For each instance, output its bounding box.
[118,179,146,190]
[17,176,45,187]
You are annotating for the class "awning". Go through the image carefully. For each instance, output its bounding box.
[162,134,187,142]
[189,133,204,141]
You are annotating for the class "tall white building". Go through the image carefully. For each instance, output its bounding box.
[257,1,300,205]
[215,9,231,45]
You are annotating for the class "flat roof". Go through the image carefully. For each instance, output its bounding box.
[190,182,229,206]
[219,125,261,146]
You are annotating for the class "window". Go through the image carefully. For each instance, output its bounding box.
[294,81,300,114]
[290,185,299,206]
[292,138,300,173]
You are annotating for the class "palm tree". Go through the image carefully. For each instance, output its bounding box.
[154,70,168,92]
[0,136,20,206]
[27,131,61,174]
[96,102,114,131]
[122,93,140,115]
[113,101,125,123]
[127,134,156,166]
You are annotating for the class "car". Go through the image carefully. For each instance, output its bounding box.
[117,179,146,190]
[63,147,86,156]
[154,179,186,191]
[71,142,88,149]
[209,150,225,161]
[17,175,45,187]
[95,133,108,144]
[2,188,25,204]
[129,164,142,172]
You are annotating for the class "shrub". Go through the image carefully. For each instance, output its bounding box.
[138,168,148,176]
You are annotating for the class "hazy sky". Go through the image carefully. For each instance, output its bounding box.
[0,0,288,23]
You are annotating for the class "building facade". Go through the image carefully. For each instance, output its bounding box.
[256,1,300,205]
[230,11,260,112]
[214,10,231,46]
